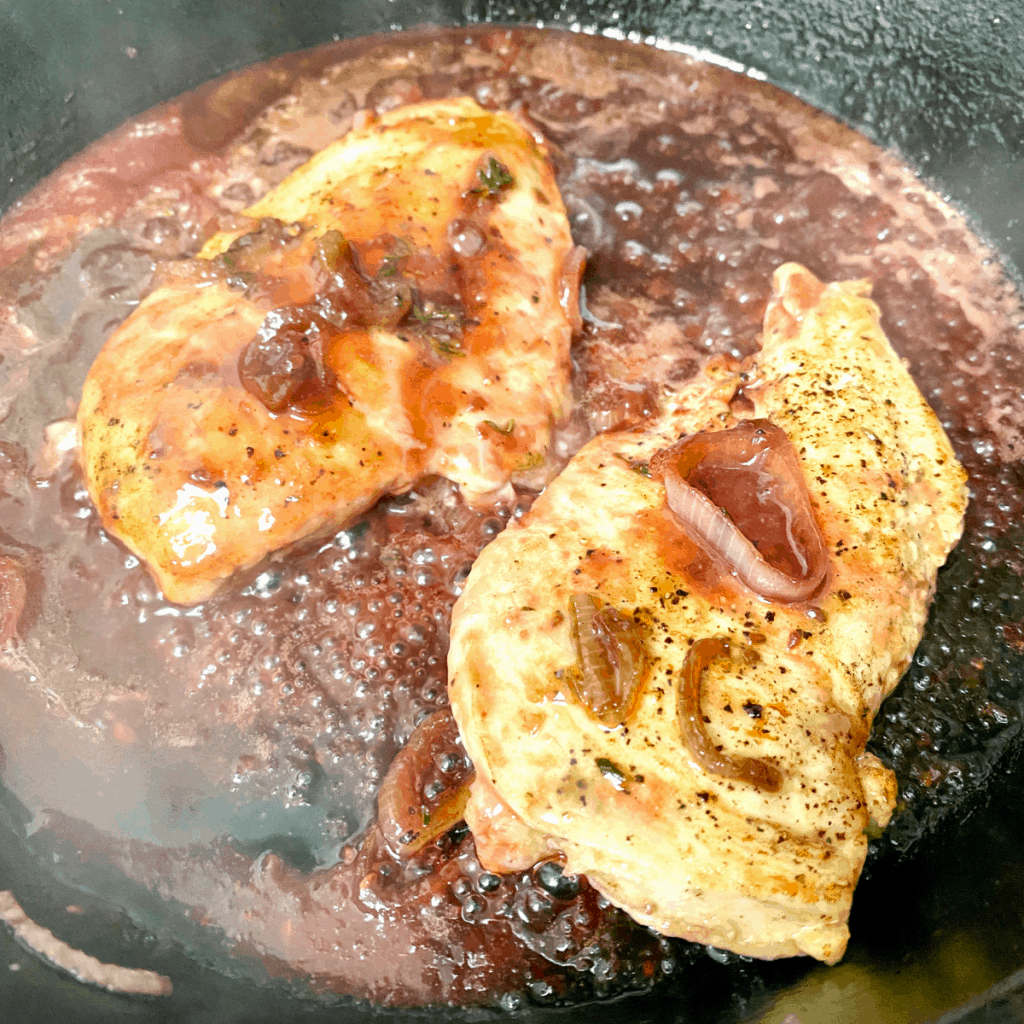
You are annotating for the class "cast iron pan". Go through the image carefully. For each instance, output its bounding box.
[3,1,1024,1021]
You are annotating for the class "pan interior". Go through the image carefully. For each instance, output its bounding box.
[1,19,1024,1022]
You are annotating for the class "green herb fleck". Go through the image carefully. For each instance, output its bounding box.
[596,758,631,792]
[433,337,466,359]
[515,452,545,471]
[484,418,515,435]
[476,155,515,196]
[377,238,411,277]
[614,452,651,477]
[412,304,460,324]
[863,817,885,841]
[411,302,465,359]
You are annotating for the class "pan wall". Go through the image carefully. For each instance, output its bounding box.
[2,0,1023,273]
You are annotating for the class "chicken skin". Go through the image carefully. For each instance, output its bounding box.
[78,98,577,604]
[448,264,967,964]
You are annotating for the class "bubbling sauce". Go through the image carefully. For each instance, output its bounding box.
[2,25,1024,1009]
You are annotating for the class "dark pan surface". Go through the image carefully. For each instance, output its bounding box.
[4,748,1024,1024]
[3,1,1024,1021]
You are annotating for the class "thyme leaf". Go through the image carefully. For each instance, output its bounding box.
[516,451,545,471]
[484,418,515,435]
[614,452,651,477]
[475,155,514,196]
[596,757,631,792]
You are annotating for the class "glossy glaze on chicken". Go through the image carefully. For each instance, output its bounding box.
[1,26,1024,1009]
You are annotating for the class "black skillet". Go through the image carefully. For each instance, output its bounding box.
[2,0,1024,1021]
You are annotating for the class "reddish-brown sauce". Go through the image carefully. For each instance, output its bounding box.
[222,175,512,415]
[1,25,1023,1009]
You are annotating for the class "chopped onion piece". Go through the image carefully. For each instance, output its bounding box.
[377,707,474,858]
[677,637,782,792]
[33,418,78,479]
[568,593,648,727]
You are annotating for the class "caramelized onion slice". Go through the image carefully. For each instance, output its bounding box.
[677,637,782,792]
[559,245,588,335]
[659,419,829,603]
[239,310,336,412]
[568,593,648,727]
[376,707,474,858]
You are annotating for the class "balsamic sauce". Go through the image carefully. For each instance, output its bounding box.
[1,25,1023,1009]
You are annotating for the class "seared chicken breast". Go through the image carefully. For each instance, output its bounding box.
[78,98,577,604]
[448,264,967,963]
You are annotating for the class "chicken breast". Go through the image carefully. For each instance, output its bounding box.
[78,97,577,604]
[448,263,967,963]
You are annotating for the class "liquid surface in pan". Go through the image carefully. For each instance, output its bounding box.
[1,25,1023,1010]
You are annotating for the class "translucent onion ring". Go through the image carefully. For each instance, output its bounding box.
[661,420,829,604]
[677,637,783,792]
[568,593,648,726]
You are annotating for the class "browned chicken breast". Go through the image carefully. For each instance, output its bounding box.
[448,264,968,964]
[78,97,577,604]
